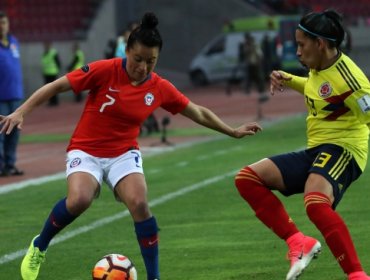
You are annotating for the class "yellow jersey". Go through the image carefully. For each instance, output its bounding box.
[284,53,370,171]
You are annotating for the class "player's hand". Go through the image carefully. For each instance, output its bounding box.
[0,111,24,135]
[232,122,262,138]
[270,70,292,95]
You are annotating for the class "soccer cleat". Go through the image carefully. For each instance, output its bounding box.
[348,271,370,280]
[21,235,46,280]
[286,236,321,280]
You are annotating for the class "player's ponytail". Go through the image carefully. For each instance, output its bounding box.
[323,10,345,48]
[126,12,163,51]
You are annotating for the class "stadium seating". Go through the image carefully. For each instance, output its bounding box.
[0,0,101,42]
[243,0,370,25]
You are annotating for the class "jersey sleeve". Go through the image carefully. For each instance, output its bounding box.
[344,88,370,126]
[283,71,307,94]
[158,79,190,114]
[339,59,370,126]
[66,59,114,94]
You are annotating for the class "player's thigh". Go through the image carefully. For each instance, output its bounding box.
[304,173,335,203]
[66,172,100,214]
[67,172,100,200]
[66,150,103,212]
[249,158,286,191]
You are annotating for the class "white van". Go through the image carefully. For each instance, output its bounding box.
[188,15,304,86]
[188,30,277,86]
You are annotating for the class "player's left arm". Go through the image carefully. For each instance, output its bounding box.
[345,88,370,127]
[180,101,262,138]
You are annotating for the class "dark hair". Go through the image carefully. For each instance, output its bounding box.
[126,12,162,51]
[0,11,7,18]
[298,9,345,49]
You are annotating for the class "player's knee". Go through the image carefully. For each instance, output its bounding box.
[127,197,150,220]
[235,166,263,195]
[67,193,93,215]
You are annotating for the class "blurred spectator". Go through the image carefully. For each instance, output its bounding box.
[244,33,265,93]
[104,38,116,59]
[225,40,246,95]
[115,21,139,58]
[126,21,140,37]
[41,42,61,106]
[243,33,269,119]
[67,42,85,102]
[261,32,280,80]
[104,21,140,59]
[114,28,127,58]
[0,11,24,176]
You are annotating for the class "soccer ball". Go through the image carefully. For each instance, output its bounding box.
[92,253,137,280]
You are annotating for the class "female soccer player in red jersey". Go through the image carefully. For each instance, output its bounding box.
[235,9,370,280]
[0,12,261,280]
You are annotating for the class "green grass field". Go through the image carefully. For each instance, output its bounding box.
[1,115,370,279]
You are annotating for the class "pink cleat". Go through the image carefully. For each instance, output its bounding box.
[348,271,370,280]
[286,235,321,280]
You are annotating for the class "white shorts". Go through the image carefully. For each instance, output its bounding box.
[66,149,144,192]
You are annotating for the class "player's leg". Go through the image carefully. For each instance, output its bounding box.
[235,153,321,280]
[36,172,99,250]
[115,173,159,280]
[21,172,99,280]
[304,187,368,280]
[304,147,370,280]
[3,100,23,175]
[0,100,21,175]
[21,151,101,280]
[108,150,159,280]
[235,159,300,240]
[0,101,8,174]
[3,127,23,175]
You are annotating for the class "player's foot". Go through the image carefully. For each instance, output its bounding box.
[21,235,46,280]
[0,166,24,176]
[348,271,370,280]
[286,235,321,280]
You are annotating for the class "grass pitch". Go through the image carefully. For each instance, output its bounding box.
[1,115,370,279]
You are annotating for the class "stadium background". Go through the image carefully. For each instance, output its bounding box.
[1,0,370,95]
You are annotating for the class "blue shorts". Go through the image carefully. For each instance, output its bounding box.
[269,144,362,209]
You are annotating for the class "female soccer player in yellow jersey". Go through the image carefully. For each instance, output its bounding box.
[235,9,370,280]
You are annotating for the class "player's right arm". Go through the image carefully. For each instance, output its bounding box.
[0,76,71,134]
[270,70,307,95]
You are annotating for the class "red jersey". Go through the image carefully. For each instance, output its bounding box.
[66,58,189,157]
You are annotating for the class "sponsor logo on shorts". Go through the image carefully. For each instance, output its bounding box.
[70,157,82,168]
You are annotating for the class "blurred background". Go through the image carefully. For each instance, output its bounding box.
[1,0,370,95]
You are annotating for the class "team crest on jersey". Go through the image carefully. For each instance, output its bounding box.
[144,93,154,106]
[318,82,332,98]
[70,157,82,168]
